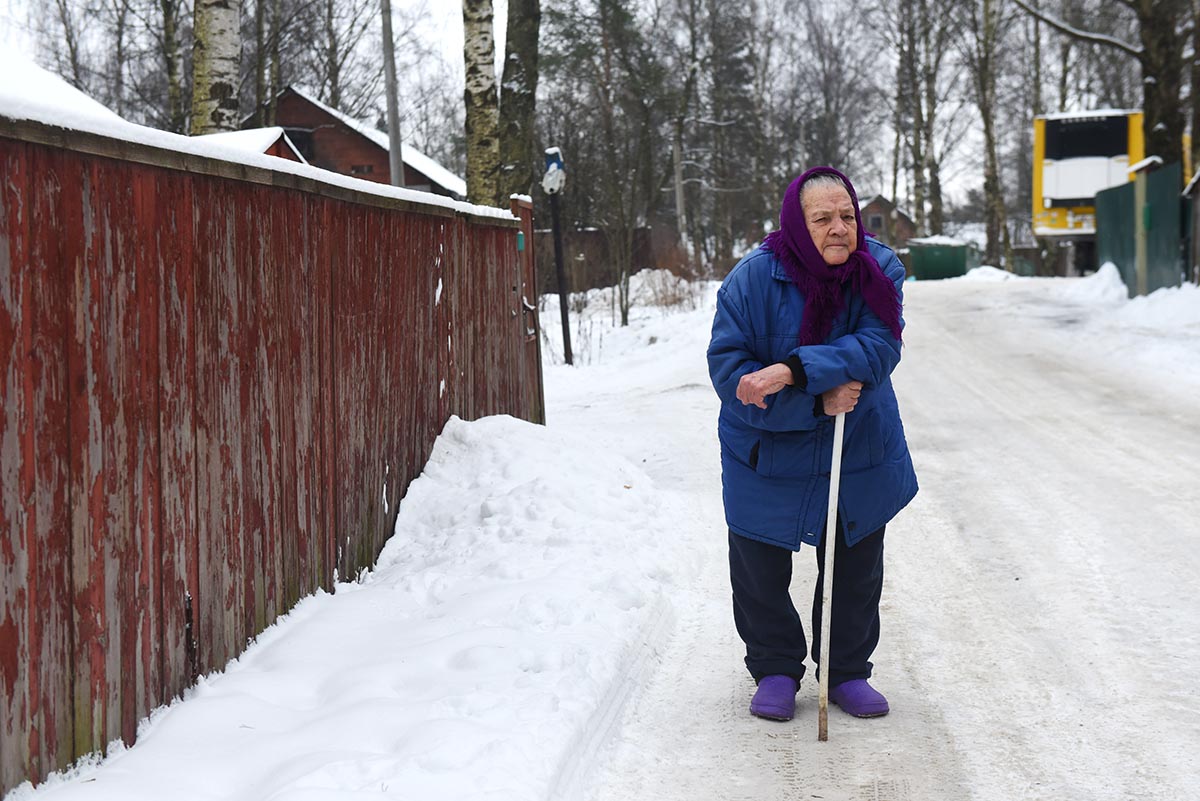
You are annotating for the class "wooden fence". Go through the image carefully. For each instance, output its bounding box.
[0,115,543,794]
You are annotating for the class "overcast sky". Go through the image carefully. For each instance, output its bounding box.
[0,0,509,79]
[2,0,35,58]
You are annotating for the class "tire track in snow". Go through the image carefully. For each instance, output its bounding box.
[549,373,971,800]
[887,280,1200,800]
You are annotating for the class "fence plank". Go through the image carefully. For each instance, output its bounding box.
[120,160,165,744]
[193,182,246,675]
[0,136,32,791]
[0,137,76,787]
[156,170,200,699]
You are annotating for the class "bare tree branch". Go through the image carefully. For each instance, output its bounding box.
[1010,0,1142,58]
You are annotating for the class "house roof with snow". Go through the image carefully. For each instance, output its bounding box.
[194,126,307,164]
[270,87,466,199]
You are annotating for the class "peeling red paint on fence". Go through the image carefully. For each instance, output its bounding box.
[0,119,543,794]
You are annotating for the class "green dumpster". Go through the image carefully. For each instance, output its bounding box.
[905,236,982,280]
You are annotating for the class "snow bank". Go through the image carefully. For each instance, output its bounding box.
[1060,262,1128,305]
[7,414,687,801]
[1116,279,1200,329]
[959,265,1016,282]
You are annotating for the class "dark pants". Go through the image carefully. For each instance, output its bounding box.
[728,525,885,686]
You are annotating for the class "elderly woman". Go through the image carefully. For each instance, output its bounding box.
[707,166,918,722]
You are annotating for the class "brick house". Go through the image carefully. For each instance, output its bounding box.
[858,195,917,250]
[270,86,466,199]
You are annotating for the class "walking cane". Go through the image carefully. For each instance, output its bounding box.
[817,411,846,742]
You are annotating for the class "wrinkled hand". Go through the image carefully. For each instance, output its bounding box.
[736,363,793,409]
[822,380,863,415]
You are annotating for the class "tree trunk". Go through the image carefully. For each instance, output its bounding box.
[253,0,266,126]
[268,0,282,125]
[919,0,944,234]
[1057,37,1070,111]
[499,0,540,200]
[973,0,1007,267]
[928,159,944,235]
[161,0,185,132]
[673,122,688,252]
[890,55,903,218]
[191,0,242,134]
[107,0,129,117]
[463,0,502,206]
[982,109,1006,267]
[1135,0,1186,170]
[900,0,926,234]
[326,0,341,109]
[1030,0,1042,116]
[54,0,85,90]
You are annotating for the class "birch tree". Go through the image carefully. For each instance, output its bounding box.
[463,0,502,206]
[666,0,701,262]
[191,0,242,133]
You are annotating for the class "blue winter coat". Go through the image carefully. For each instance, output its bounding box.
[707,238,918,551]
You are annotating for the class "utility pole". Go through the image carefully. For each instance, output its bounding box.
[380,0,403,186]
[542,147,572,365]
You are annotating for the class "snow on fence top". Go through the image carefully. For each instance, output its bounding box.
[0,50,510,222]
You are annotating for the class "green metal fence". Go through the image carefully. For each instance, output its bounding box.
[1146,162,1184,292]
[1095,180,1136,290]
[1096,161,1184,296]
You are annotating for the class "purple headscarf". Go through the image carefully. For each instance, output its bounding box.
[762,166,903,347]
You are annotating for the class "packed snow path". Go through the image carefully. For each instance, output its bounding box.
[9,269,1199,801]
[560,275,1200,801]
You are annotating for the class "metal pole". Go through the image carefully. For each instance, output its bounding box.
[380,0,403,187]
[550,191,573,365]
[818,411,846,742]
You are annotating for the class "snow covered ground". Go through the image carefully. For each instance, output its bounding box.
[7,266,1200,801]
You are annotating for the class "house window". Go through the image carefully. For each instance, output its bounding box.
[351,164,374,174]
[868,214,884,230]
[283,128,315,162]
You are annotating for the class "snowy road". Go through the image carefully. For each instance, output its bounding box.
[11,270,1199,801]
[551,274,1200,801]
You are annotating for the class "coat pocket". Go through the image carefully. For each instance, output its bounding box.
[864,409,886,466]
[757,430,817,479]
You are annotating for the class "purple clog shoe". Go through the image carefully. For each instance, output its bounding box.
[829,679,889,717]
[749,675,798,721]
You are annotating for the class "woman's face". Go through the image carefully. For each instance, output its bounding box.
[802,183,857,266]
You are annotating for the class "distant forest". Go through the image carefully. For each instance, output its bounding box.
[23,0,1197,272]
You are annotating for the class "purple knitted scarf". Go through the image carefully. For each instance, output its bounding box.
[762,166,903,346]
